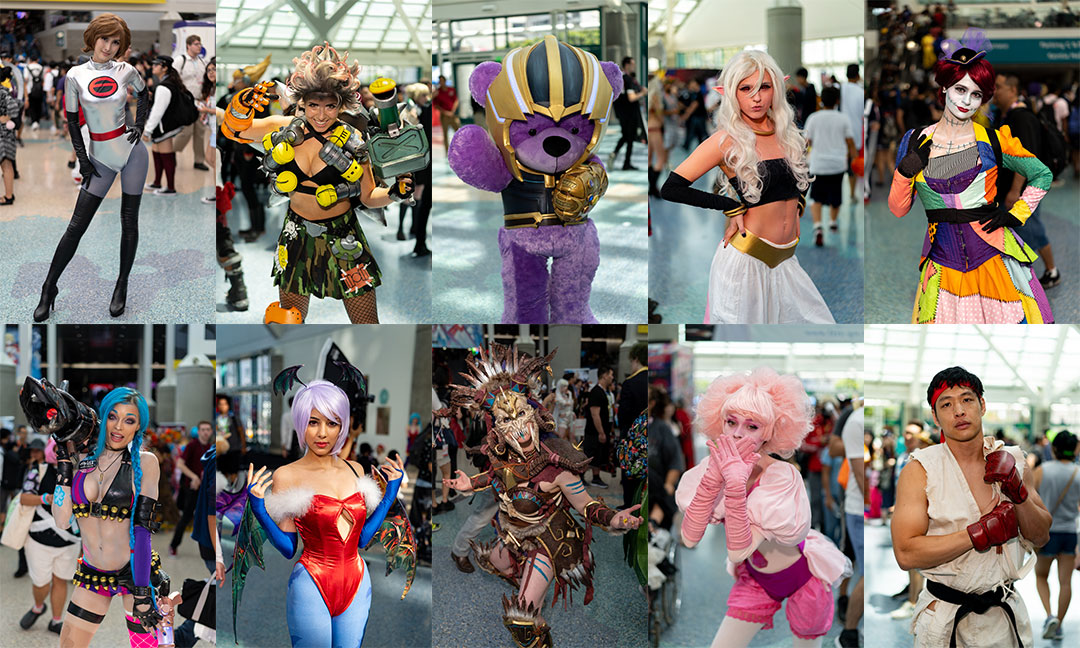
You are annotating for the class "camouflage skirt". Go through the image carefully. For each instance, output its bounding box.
[272,208,382,299]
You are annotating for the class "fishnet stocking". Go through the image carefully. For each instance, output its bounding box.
[343,291,379,323]
[279,290,310,322]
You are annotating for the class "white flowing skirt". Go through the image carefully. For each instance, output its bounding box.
[704,238,835,324]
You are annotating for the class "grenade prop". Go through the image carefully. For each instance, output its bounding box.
[363,77,430,180]
[315,180,365,208]
[319,141,364,182]
[260,118,307,195]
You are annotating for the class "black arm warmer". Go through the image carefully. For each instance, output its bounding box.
[56,460,73,487]
[66,111,90,163]
[133,495,161,532]
[134,88,151,133]
[660,171,744,213]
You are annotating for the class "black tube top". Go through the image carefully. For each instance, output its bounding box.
[728,158,801,206]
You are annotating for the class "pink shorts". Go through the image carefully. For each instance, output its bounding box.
[726,563,835,639]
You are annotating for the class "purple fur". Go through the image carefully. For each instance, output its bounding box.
[498,223,600,324]
[600,61,624,98]
[510,114,594,174]
[448,125,513,192]
[469,61,503,107]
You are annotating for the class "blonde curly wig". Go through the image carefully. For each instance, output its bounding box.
[287,42,362,113]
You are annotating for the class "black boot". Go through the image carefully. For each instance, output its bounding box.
[34,190,106,321]
[110,193,141,317]
[225,269,249,311]
[648,167,660,196]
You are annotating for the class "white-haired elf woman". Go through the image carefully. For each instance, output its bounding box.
[245,379,404,646]
[661,50,835,324]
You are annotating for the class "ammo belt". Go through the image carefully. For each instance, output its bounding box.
[504,213,588,229]
[729,231,797,268]
[926,579,1022,648]
[926,203,998,224]
[286,208,354,237]
[73,551,167,596]
[73,501,132,522]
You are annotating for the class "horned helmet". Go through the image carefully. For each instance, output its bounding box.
[450,343,556,459]
[481,35,617,181]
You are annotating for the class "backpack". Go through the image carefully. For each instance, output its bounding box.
[1034,103,1068,179]
[159,80,198,131]
[29,68,43,99]
[616,411,647,480]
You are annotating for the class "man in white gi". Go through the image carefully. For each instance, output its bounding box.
[171,35,208,170]
[892,366,1051,647]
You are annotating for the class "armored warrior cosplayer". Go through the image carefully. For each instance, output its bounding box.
[660,50,833,324]
[20,378,172,647]
[676,368,851,648]
[892,367,1052,647]
[33,14,152,321]
[221,42,428,324]
[232,364,417,647]
[442,344,643,647]
[448,36,624,324]
[888,30,1054,323]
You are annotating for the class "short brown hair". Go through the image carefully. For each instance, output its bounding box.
[197,420,213,430]
[82,14,131,59]
[186,35,201,46]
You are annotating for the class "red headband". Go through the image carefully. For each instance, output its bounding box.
[930,381,973,408]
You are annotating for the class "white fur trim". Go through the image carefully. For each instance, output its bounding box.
[263,487,315,524]
[356,476,382,519]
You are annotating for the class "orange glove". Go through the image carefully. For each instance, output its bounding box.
[222,81,277,143]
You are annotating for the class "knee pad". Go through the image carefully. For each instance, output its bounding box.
[264,301,304,324]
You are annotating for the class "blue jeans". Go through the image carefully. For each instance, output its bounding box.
[846,513,864,575]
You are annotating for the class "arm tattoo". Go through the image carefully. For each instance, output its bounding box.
[53,486,65,507]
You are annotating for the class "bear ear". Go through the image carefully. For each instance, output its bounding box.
[469,61,503,108]
[600,61,624,98]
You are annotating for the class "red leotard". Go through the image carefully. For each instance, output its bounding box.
[293,491,368,617]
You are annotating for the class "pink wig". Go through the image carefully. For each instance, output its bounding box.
[291,379,351,455]
[695,367,812,458]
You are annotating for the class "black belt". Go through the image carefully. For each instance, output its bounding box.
[926,579,1022,648]
[73,501,132,521]
[926,203,998,224]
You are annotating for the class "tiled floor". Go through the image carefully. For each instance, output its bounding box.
[430,123,649,323]
[0,130,215,323]
[649,144,865,324]
[864,173,1079,324]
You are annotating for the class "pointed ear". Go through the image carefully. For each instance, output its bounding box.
[600,61,623,97]
[468,61,502,108]
[713,85,724,96]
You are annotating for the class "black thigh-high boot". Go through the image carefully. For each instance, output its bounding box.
[648,167,659,196]
[110,193,140,317]
[34,190,106,321]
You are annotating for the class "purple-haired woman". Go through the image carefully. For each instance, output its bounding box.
[245,379,404,646]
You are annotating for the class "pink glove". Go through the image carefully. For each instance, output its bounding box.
[681,436,760,546]
[712,436,760,553]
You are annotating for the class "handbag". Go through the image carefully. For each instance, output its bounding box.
[1,497,35,550]
[177,577,216,629]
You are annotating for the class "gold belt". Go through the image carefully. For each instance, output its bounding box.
[504,212,588,229]
[729,231,798,268]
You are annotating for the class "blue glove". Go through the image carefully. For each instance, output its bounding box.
[249,488,298,559]
[359,477,401,548]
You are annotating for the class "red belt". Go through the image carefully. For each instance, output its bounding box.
[89,126,127,141]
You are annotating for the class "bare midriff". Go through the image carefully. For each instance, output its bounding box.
[742,198,800,245]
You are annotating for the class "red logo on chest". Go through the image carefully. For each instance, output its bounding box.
[88,76,118,98]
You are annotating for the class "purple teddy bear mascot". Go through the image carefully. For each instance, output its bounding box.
[448,35,623,323]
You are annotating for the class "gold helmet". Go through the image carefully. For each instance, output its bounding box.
[483,35,615,181]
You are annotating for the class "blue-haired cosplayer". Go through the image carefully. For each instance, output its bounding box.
[232,365,417,648]
[19,379,171,647]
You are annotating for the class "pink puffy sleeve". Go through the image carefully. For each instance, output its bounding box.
[728,462,810,562]
[675,461,724,521]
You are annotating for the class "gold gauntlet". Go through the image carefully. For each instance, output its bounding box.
[552,161,608,223]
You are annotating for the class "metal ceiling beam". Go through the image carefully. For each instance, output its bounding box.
[974,325,1040,399]
[393,0,432,67]
[218,46,426,68]
[220,0,289,46]
[287,0,332,43]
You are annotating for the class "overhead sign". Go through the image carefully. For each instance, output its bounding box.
[991,38,1080,64]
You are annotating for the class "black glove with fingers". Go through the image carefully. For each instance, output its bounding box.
[897,133,932,179]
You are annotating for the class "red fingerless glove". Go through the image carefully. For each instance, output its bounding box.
[984,450,1028,504]
[967,501,1019,552]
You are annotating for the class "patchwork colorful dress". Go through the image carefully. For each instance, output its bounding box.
[888,122,1053,323]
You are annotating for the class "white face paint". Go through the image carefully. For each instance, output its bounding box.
[944,73,984,121]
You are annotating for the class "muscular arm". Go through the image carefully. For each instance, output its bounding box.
[1013,463,1051,547]
[589,405,604,440]
[891,460,974,570]
[554,471,601,517]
